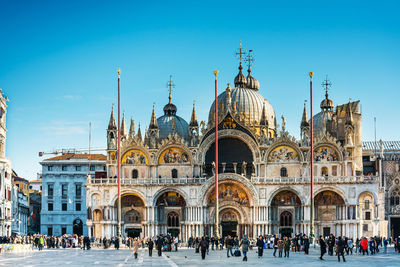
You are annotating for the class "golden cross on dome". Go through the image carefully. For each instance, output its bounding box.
[245,49,254,69]
[166,75,175,104]
[322,75,332,95]
[235,41,247,64]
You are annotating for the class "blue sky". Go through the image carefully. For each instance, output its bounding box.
[1,0,399,179]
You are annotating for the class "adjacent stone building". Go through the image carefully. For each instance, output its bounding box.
[0,88,12,236]
[86,51,387,240]
[40,154,106,236]
[11,173,30,235]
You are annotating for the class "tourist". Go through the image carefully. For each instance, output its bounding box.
[328,234,335,256]
[226,235,234,257]
[211,236,215,250]
[273,234,278,257]
[200,237,208,260]
[132,238,139,259]
[361,237,369,255]
[147,238,154,257]
[319,236,326,260]
[256,235,264,258]
[383,237,388,254]
[348,238,353,255]
[240,235,250,261]
[283,236,290,258]
[336,236,346,262]
[278,238,283,257]
[303,235,310,255]
[156,236,163,257]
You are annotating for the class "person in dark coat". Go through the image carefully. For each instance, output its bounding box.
[147,238,154,257]
[256,235,264,258]
[200,237,208,260]
[156,236,164,257]
[328,234,335,256]
[337,236,346,262]
[303,235,310,255]
[114,237,120,250]
[319,236,327,260]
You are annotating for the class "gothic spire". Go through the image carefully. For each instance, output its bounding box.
[149,103,159,129]
[120,112,127,137]
[190,101,198,127]
[346,99,354,126]
[137,123,142,140]
[108,105,117,130]
[129,118,135,137]
[260,102,268,126]
[301,100,309,127]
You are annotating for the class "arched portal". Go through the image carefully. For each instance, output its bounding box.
[204,137,253,178]
[270,190,302,236]
[116,194,145,238]
[92,209,102,238]
[314,190,345,237]
[206,180,252,237]
[73,218,83,236]
[155,191,186,238]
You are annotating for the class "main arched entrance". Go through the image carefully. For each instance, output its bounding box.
[117,194,145,238]
[206,180,252,237]
[270,190,302,237]
[314,190,346,237]
[204,137,254,178]
[155,191,186,237]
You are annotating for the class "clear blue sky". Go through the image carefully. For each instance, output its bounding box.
[1,0,399,179]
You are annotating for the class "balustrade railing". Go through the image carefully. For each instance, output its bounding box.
[89,177,206,185]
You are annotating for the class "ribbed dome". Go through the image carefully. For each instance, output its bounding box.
[157,115,189,140]
[320,97,334,111]
[208,87,275,129]
[312,110,333,135]
[246,74,260,90]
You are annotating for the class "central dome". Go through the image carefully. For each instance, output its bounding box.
[208,87,276,130]
[157,114,189,140]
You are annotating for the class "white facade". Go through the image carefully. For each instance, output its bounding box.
[11,186,29,235]
[0,88,12,236]
[40,155,106,236]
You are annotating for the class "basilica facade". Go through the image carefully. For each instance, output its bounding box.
[86,54,387,241]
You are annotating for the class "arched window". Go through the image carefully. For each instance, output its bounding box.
[171,169,178,178]
[167,212,179,227]
[132,169,138,179]
[321,167,328,176]
[280,211,292,226]
[280,167,288,177]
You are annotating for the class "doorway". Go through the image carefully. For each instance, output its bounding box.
[221,221,238,237]
[279,227,293,237]
[126,228,142,238]
[323,227,331,238]
[167,228,180,237]
[73,218,83,236]
[391,217,400,239]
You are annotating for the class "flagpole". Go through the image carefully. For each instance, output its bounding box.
[309,72,314,243]
[214,70,219,239]
[117,68,122,239]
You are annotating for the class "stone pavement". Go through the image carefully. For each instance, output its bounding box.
[0,246,399,267]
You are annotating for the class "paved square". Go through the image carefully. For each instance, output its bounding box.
[1,247,400,267]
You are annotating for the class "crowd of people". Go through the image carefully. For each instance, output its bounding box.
[2,233,400,263]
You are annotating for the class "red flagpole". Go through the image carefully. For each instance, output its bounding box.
[214,70,219,238]
[309,72,314,241]
[117,68,121,238]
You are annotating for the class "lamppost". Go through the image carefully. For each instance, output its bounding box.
[214,70,220,239]
[309,72,315,244]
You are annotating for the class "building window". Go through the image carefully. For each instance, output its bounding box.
[280,167,288,177]
[76,166,81,171]
[62,184,68,199]
[363,224,368,231]
[90,165,95,171]
[48,227,53,236]
[321,167,328,176]
[364,200,370,210]
[62,203,67,211]
[48,184,54,198]
[365,211,371,220]
[75,184,82,198]
[132,169,138,179]
[171,169,178,178]
[48,202,53,211]
[61,227,67,235]
[167,212,179,227]
[280,211,293,227]
[76,202,81,211]
[62,165,67,171]
[48,166,53,171]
